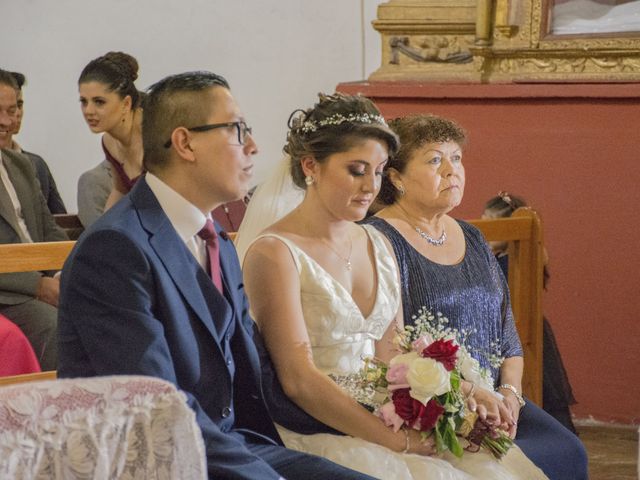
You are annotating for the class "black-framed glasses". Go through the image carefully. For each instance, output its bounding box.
[163,121,252,148]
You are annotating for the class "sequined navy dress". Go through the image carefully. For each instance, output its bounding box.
[365,217,521,386]
[365,216,588,480]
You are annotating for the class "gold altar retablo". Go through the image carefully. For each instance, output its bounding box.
[370,0,640,83]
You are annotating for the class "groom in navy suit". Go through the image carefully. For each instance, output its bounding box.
[58,71,375,480]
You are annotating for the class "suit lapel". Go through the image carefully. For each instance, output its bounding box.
[132,179,231,343]
[0,176,22,237]
[3,155,42,242]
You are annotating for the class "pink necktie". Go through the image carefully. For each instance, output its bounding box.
[197,219,223,293]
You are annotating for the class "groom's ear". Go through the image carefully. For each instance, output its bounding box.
[170,127,196,162]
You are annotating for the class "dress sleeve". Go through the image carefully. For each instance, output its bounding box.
[483,235,523,359]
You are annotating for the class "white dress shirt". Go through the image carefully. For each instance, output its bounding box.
[0,153,33,243]
[145,172,210,270]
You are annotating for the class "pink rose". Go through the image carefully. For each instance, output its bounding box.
[377,401,405,432]
[386,363,410,389]
[411,334,434,353]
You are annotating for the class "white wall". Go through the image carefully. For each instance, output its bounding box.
[2,0,384,211]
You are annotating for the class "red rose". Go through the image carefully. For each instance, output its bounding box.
[417,398,445,431]
[422,339,459,371]
[392,388,417,424]
[392,389,445,431]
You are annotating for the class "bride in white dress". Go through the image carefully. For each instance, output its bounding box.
[238,93,547,480]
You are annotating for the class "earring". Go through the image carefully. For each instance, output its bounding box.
[396,184,405,196]
[305,175,314,186]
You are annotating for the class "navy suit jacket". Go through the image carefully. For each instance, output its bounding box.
[58,178,285,479]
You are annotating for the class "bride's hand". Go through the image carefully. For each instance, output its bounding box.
[401,428,437,456]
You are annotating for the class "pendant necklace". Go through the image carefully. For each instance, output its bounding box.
[321,235,353,270]
[414,225,447,247]
[394,203,447,247]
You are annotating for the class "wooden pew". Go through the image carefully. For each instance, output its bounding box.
[0,241,75,381]
[0,215,543,404]
[53,213,84,240]
[0,370,57,387]
[0,241,76,274]
[468,207,544,405]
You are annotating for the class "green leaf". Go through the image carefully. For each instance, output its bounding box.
[434,424,446,452]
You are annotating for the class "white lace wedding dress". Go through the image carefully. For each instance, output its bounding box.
[252,226,547,480]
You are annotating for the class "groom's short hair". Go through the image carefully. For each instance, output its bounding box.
[142,71,229,172]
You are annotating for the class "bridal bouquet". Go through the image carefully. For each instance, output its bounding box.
[360,308,514,459]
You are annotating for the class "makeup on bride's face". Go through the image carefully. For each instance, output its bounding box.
[317,139,389,220]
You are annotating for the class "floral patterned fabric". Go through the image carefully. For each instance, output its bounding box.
[0,375,206,480]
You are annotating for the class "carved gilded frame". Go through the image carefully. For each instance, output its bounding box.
[370,0,640,82]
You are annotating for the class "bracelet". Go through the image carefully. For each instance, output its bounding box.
[402,427,410,453]
[464,382,476,399]
[498,383,526,408]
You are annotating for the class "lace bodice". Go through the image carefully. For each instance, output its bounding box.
[257,225,400,376]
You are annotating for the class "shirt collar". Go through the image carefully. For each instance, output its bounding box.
[11,140,23,153]
[145,172,208,242]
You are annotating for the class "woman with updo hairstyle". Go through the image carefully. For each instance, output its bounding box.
[365,114,586,480]
[237,96,546,479]
[76,51,144,227]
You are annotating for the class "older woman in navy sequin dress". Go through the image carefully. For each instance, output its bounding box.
[364,114,587,480]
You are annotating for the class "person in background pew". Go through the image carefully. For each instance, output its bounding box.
[5,71,67,215]
[0,313,41,376]
[75,52,246,236]
[58,70,376,480]
[76,51,144,228]
[363,114,587,480]
[212,197,248,232]
[483,192,578,435]
[0,69,68,371]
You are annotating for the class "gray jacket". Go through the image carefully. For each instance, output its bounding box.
[0,149,68,305]
[77,159,111,228]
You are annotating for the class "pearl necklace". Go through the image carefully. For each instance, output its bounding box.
[321,236,353,270]
[414,226,447,247]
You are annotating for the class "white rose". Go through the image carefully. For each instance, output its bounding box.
[389,351,419,367]
[406,357,451,405]
[458,350,494,391]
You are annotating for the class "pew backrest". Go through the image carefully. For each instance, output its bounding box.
[53,214,84,240]
[0,241,76,274]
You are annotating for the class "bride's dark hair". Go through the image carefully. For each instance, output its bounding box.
[284,93,398,189]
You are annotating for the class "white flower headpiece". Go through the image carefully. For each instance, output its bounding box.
[298,112,387,133]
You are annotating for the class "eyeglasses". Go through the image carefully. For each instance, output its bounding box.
[163,121,252,148]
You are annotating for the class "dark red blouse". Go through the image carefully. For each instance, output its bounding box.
[102,138,142,193]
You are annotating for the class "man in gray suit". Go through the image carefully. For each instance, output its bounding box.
[7,71,67,215]
[0,69,67,370]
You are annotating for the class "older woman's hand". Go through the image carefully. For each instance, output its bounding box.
[499,393,521,439]
[466,386,514,431]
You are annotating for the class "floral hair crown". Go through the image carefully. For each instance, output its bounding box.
[298,112,387,133]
